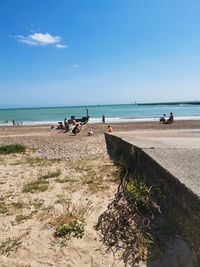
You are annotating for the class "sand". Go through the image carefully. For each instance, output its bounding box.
[0,121,198,267]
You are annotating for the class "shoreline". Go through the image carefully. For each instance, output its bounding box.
[0,116,200,128]
[1,119,200,130]
[1,116,200,127]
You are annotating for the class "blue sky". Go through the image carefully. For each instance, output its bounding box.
[0,0,200,108]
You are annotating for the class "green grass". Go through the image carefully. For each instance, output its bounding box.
[0,144,26,155]
[55,220,84,239]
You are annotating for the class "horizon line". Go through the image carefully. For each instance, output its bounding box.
[0,100,200,110]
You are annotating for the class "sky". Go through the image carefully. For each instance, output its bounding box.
[0,0,200,108]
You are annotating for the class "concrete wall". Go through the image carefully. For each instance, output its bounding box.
[105,133,200,266]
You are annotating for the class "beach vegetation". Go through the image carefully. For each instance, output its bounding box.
[15,211,37,224]
[55,177,69,183]
[51,202,89,226]
[22,157,60,166]
[4,191,13,198]
[0,144,26,155]
[0,200,8,214]
[69,159,93,172]
[22,179,49,193]
[38,169,61,180]
[96,172,160,265]
[32,199,44,210]
[55,176,79,184]
[66,159,120,193]
[41,201,91,241]
[11,201,26,210]
[0,237,22,255]
[125,180,153,216]
[55,220,84,239]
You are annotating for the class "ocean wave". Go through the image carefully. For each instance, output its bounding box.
[1,116,200,126]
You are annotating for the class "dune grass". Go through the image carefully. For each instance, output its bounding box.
[22,179,49,193]
[0,144,26,155]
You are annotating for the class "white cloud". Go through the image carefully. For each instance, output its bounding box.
[56,44,68,48]
[15,32,67,48]
[73,64,79,68]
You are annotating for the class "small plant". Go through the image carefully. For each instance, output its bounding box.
[22,179,49,193]
[50,202,89,226]
[55,220,84,239]
[125,180,153,216]
[0,144,26,155]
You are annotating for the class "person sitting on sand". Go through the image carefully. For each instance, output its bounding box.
[88,129,94,136]
[72,123,81,135]
[159,114,167,124]
[166,112,174,124]
[107,125,113,133]
[56,122,64,130]
[72,119,77,126]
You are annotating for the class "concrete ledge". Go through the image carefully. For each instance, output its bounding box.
[105,132,200,266]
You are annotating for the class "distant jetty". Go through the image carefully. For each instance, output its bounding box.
[137,101,200,106]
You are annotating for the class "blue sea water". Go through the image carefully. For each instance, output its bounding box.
[0,104,200,125]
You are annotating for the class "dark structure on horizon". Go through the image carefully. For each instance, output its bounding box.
[137,101,200,106]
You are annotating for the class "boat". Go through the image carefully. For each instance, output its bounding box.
[68,107,90,125]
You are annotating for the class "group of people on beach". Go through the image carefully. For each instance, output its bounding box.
[159,112,174,124]
[51,117,82,136]
[51,116,113,136]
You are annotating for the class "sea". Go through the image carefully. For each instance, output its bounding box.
[0,103,200,126]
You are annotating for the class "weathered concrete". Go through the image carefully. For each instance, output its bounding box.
[105,129,200,266]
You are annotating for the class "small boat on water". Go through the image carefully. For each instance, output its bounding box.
[69,107,90,125]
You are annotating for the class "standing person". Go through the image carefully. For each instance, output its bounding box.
[64,118,69,132]
[107,125,113,133]
[102,114,105,124]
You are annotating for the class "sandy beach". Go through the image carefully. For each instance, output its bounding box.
[0,120,199,267]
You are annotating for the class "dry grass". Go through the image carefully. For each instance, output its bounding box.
[63,158,120,193]
[0,237,22,255]
[44,201,91,227]
[10,157,61,167]
[22,179,49,193]
[38,169,61,180]
[0,200,8,214]
[15,211,38,224]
